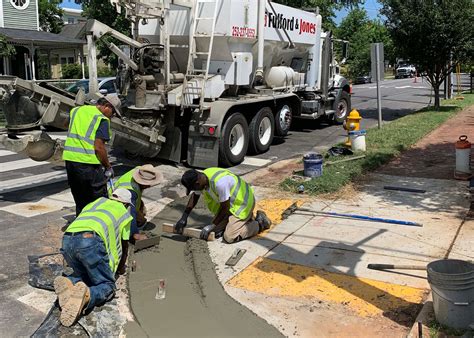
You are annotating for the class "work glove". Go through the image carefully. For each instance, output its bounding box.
[200,224,216,240]
[104,167,114,179]
[175,214,188,234]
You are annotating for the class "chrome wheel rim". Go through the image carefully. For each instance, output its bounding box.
[278,105,291,131]
[229,123,245,156]
[258,116,272,146]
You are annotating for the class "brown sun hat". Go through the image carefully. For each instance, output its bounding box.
[132,164,163,186]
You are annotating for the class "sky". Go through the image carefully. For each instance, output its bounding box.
[59,0,384,24]
[335,0,383,24]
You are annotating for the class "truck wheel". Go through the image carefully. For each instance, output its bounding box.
[333,91,351,124]
[275,104,292,136]
[248,107,274,154]
[219,113,249,166]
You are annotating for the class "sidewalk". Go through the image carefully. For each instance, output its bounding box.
[206,106,473,337]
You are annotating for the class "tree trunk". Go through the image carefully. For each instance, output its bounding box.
[433,83,440,110]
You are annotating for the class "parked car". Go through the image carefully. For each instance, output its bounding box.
[395,64,416,79]
[66,77,117,95]
[354,75,372,84]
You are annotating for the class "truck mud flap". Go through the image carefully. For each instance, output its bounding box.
[187,133,219,168]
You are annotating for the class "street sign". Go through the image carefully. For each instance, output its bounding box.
[371,43,384,82]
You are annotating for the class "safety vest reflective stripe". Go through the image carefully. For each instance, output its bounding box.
[63,146,96,154]
[110,168,142,210]
[67,133,95,145]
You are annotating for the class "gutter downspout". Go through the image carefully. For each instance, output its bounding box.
[255,0,266,81]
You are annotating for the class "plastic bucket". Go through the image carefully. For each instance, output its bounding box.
[427,259,474,329]
[349,130,366,152]
[303,152,323,178]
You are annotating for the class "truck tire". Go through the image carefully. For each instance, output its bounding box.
[274,104,292,136]
[219,113,249,167]
[333,91,351,124]
[248,107,274,154]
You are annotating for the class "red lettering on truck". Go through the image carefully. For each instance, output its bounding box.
[299,19,316,35]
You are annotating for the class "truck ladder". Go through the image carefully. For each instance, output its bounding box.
[182,0,219,111]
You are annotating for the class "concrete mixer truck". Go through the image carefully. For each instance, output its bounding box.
[0,0,350,168]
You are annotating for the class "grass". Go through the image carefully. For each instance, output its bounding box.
[428,320,468,337]
[282,93,474,195]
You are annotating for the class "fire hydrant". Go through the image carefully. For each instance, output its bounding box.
[343,109,362,146]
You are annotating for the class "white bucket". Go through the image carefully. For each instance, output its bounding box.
[349,130,366,152]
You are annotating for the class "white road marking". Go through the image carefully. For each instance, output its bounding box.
[241,157,272,167]
[17,289,56,314]
[0,158,50,173]
[0,150,16,157]
[0,171,67,194]
[395,86,413,89]
[0,191,75,217]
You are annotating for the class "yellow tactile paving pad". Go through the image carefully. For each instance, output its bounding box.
[227,257,427,317]
[254,199,304,230]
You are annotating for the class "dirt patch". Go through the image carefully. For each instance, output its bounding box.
[244,157,302,187]
[377,106,474,180]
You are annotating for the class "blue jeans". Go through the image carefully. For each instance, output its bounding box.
[61,232,116,311]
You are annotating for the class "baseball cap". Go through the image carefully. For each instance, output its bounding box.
[181,169,199,195]
[110,188,134,206]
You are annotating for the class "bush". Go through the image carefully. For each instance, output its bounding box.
[61,64,82,79]
[97,66,115,77]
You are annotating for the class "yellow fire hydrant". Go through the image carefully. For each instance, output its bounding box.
[343,109,362,146]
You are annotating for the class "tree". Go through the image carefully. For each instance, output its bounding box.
[80,0,132,68]
[274,0,365,31]
[336,9,394,78]
[381,0,474,109]
[38,0,64,33]
[0,34,15,57]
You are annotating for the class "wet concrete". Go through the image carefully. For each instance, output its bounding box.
[127,198,282,337]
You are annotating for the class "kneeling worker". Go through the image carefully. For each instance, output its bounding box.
[177,168,271,242]
[110,164,163,241]
[54,188,134,327]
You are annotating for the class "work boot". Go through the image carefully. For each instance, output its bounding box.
[60,281,90,327]
[256,210,272,233]
[54,276,74,310]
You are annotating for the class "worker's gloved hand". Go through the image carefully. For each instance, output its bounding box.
[175,214,188,234]
[104,167,114,179]
[200,224,215,240]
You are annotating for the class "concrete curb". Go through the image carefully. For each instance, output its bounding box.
[406,294,434,338]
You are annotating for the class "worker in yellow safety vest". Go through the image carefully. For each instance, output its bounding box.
[62,95,122,216]
[110,164,163,241]
[177,168,271,242]
[54,188,133,327]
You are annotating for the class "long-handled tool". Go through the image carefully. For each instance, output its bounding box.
[368,264,427,270]
[297,208,423,227]
[108,178,114,197]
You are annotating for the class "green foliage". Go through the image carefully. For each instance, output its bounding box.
[79,0,131,68]
[274,0,365,31]
[0,34,15,57]
[282,93,474,195]
[380,0,474,109]
[61,63,83,79]
[97,66,115,77]
[336,8,394,78]
[38,0,64,33]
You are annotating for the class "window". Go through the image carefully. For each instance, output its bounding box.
[67,17,75,24]
[100,80,117,94]
[60,58,67,65]
[10,0,30,10]
[68,57,75,64]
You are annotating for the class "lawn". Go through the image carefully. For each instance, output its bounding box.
[282,93,474,195]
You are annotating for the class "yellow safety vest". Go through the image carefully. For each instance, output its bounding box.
[62,105,110,164]
[66,197,132,273]
[202,167,254,220]
[109,168,142,211]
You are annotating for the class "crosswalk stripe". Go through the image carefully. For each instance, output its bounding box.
[0,158,50,173]
[0,171,67,194]
[0,150,16,157]
[241,157,272,167]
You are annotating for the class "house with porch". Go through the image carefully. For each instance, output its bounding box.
[0,0,85,80]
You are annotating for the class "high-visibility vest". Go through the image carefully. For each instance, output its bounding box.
[66,197,132,273]
[202,167,254,220]
[109,168,142,211]
[62,105,110,164]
